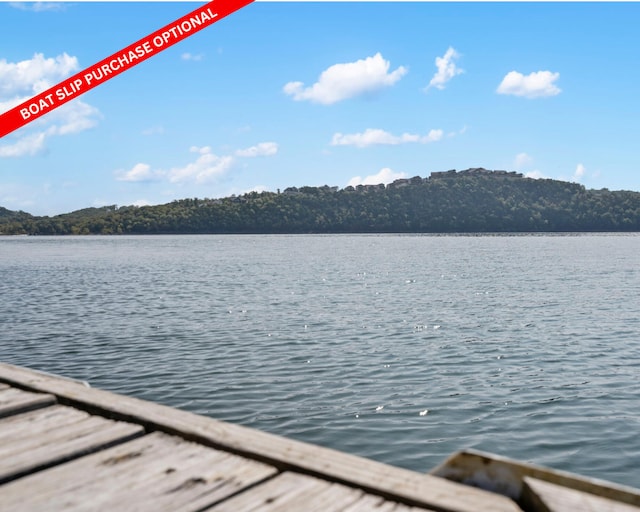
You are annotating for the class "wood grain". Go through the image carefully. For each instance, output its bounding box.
[0,404,144,483]
[0,431,277,511]
[522,477,640,512]
[0,386,56,418]
[0,362,522,512]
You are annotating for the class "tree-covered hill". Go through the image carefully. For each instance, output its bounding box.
[1,206,31,221]
[0,206,33,225]
[1,169,639,235]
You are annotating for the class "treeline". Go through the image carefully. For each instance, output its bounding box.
[1,173,639,235]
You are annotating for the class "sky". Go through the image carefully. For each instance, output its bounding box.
[1,1,639,216]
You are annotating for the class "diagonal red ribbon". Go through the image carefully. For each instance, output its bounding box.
[0,0,253,139]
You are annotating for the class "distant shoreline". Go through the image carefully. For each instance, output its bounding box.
[2,170,640,236]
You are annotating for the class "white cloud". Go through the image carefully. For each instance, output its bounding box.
[0,52,78,96]
[168,146,235,184]
[347,167,408,187]
[115,142,277,185]
[132,199,152,207]
[497,70,561,98]
[235,142,278,157]
[116,163,160,183]
[9,2,67,11]
[283,53,407,105]
[0,132,46,157]
[181,52,204,62]
[331,128,442,148]
[525,170,548,179]
[0,53,99,157]
[572,163,586,182]
[0,100,100,158]
[45,100,101,135]
[426,47,463,91]
[0,96,28,115]
[514,152,533,170]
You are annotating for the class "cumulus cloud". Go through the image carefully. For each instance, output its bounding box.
[347,167,408,187]
[497,70,561,98]
[0,52,78,96]
[426,47,463,91]
[331,128,443,148]
[0,132,46,157]
[0,52,99,157]
[115,142,278,185]
[283,53,407,105]
[514,152,534,170]
[0,97,25,115]
[235,142,278,157]
[116,163,161,183]
[168,146,234,184]
[572,163,586,182]
[0,100,100,158]
[46,100,101,136]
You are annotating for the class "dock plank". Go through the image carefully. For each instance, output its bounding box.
[210,471,433,512]
[432,449,640,507]
[342,493,426,511]
[208,472,361,512]
[522,477,640,512]
[0,405,90,441]
[0,386,55,418]
[0,362,523,512]
[0,431,277,511]
[0,405,144,483]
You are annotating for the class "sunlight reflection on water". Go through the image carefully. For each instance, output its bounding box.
[1,233,639,486]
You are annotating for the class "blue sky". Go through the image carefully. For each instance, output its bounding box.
[1,2,639,216]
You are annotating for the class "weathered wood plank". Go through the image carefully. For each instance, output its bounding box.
[0,386,56,418]
[208,472,361,511]
[0,431,277,511]
[342,493,426,511]
[522,477,640,512]
[0,405,89,441]
[211,471,434,512]
[431,449,640,507]
[0,405,144,483]
[0,362,522,512]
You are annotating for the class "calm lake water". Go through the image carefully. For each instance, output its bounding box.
[1,234,639,487]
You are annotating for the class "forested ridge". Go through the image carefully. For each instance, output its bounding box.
[1,169,639,235]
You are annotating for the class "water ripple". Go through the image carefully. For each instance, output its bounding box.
[1,234,639,486]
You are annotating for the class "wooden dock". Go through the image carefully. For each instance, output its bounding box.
[0,362,638,511]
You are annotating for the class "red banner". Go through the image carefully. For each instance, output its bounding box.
[0,0,253,139]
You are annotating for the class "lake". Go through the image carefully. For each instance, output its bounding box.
[1,233,638,487]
